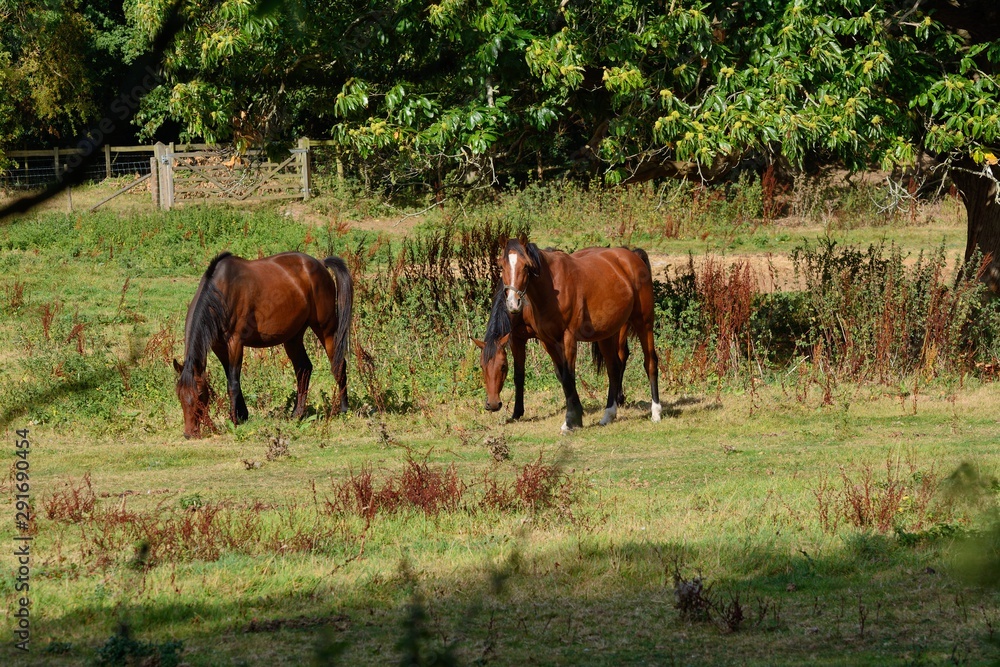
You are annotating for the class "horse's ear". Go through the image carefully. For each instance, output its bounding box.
[173,359,183,374]
[497,333,510,348]
[472,338,485,350]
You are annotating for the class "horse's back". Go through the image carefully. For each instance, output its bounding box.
[534,246,651,340]
[562,246,652,292]
[214,252,340,345]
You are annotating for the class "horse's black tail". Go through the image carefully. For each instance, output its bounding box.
[632,247,652,275]
[592,341,605,374]
[632,247,654,336]
[324,256,354,372]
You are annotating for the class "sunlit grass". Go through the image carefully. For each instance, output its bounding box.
[1,184,999,665]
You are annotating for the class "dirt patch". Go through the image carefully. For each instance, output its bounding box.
[647,252,801,292]
[647,249,963,293]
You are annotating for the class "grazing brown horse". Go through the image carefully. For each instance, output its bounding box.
[490,240,660,432]
[173,251,353,438]
[474,287,631,421]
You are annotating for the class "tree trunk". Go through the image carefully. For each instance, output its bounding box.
[951,162,1000,294]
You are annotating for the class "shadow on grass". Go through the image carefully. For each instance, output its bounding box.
[0,366,120,434]
[13,533,998,667]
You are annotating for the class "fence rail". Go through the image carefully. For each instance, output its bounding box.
[2,140,315,210]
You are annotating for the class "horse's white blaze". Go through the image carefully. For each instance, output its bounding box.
[506,252,520,311]
[600,403,617,426]
[651,401,662,422]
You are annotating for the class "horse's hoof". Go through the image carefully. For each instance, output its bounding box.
[599,404,617,426]
[651,401,662,423]
[561,419,582,434]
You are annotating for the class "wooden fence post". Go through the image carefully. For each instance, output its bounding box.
[104,145,112,180]
[164,151,174,210]
[53,147,60,180]
[297,137,311,200]
[150,157,159,206]
[154,142,173,210]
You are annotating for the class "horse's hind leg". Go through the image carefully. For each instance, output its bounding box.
[598,337,622,426]
[632,312,661,422]
[284,335,313,419]
[319,332,349,414]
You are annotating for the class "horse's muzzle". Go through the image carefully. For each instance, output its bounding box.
[504,285,526,313]
[485,400,502,412]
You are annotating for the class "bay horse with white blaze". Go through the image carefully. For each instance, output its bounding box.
[174,251,353,438]
[487,241,660,432]
[474,285,632,421]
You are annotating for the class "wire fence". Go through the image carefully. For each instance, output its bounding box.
[1,151,154,190]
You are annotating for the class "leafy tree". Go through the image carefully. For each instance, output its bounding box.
[0,0,137,152]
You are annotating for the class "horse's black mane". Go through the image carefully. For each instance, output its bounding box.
[483,288,511,362]
[179,252,232,385]
[504,238,543,272]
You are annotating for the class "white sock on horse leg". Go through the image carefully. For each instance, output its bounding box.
[600,403,617,426]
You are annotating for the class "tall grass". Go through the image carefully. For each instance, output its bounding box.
[0,180,988,438]
[4,184,1000,666]
[652,240,1000,389]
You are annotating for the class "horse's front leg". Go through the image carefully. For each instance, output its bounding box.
[221,340,248,424]
[284,336,313,418]
[598,336,623,426]
[616,332,630,407]
[511,335,527,421]
[541,337,583,432]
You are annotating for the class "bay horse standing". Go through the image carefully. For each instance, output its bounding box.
[491,240,660,432]
[474,285,632,421]
[173,251,353,438]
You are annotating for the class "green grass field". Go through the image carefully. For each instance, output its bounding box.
[1,181,999,665]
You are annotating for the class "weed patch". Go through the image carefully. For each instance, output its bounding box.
[44,473,96,523]
[672,566,780,633]
[325,452,569,520]
[94,625,183,667]
[814,455,951,534]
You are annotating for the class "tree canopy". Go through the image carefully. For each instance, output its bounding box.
[3,2,1000,205]
[0,0,141,149]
